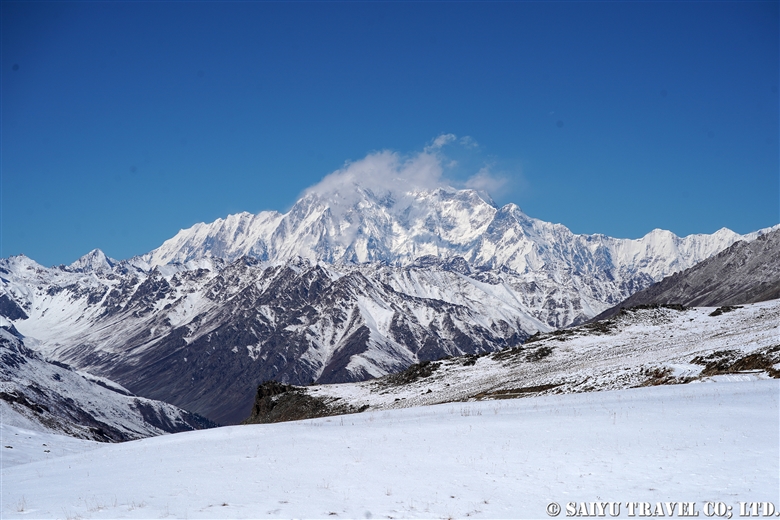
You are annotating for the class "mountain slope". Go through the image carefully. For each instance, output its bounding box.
[3,255,547,424]
[244,299,780,422]
[0,320,214,441]
[591,229,780,321]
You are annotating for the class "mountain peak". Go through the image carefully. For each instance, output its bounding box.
[66,249,116,273]
[136,184,766,291]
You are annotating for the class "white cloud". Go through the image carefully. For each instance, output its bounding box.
[459,136,478,149]
[303,135,509,211]
[424,133,457,152]
[305,149,443,198]
[464,167,509,196]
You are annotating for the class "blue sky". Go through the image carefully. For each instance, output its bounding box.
[2,1,778,266]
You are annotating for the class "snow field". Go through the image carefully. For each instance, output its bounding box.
[1,423,100,468]
[3,379,778,519]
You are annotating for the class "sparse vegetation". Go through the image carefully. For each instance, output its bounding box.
[473,383,562,400]
[490,346,524,362]
[622,303,687,313]
[582,319,617,334]
[460,353,482,366]
[548,329,575,341]
[526,346,553,362]
[524,331,542,343]
[638,367,684,386]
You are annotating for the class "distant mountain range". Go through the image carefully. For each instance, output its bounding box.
[144,187,767,283]
[592,229,780,321]
[1,185,776,424]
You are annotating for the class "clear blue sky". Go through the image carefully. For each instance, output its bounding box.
[2,1,778,266]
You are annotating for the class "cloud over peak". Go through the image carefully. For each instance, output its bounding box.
[303,134,508,210]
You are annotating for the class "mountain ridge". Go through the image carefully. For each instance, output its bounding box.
[140,187,775,282]
[591,228,780,321]
[2,185,777,424]
[244,299,780,423]
[0,318,215,440]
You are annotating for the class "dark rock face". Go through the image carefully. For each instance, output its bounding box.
[243,381,364,424]
[382,360,440,386]
[0,294,27,320]
[52,258,528,425]
[133,400,216,433]
[592,229,780,322]
[318,325,372,384]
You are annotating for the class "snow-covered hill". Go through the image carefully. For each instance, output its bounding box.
[592,229,780,321]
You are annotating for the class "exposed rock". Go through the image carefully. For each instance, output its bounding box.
[243,381,366,424]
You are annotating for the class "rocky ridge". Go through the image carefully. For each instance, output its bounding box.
[243,299,780,423]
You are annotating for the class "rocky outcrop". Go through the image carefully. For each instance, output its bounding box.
[242,381,366,424]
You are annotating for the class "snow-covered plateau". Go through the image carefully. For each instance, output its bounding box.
[2,379,778,519]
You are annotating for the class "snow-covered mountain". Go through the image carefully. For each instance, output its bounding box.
[144,187,769,283]
[1,254,548,424]
[1,184,776,423]
[593,229,780,321]
[140,185,776,327]
[0,319,214,440]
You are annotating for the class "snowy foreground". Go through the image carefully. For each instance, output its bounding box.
[3,380,779,519]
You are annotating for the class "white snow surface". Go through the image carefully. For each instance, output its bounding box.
[2,380,778,519]
[0,423,100,468]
